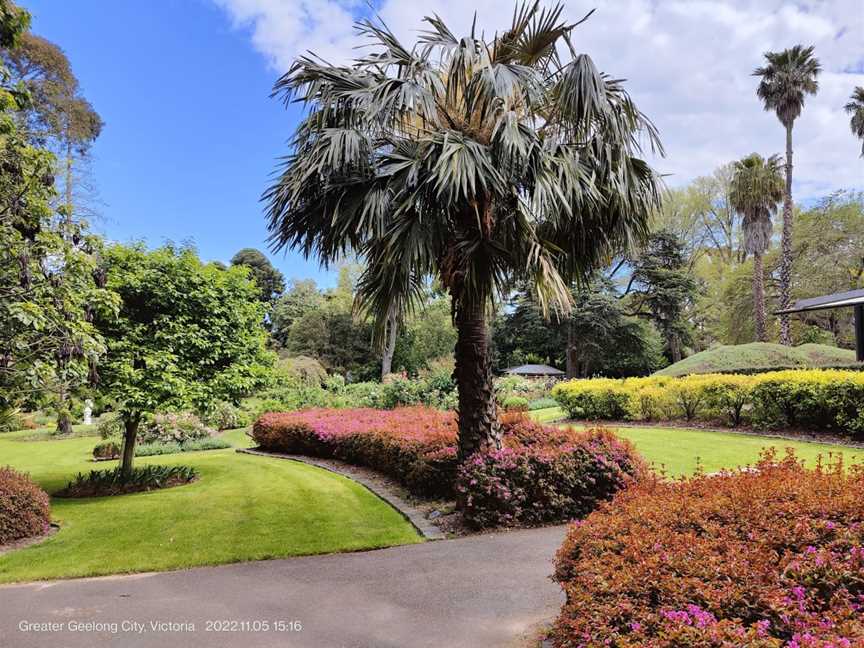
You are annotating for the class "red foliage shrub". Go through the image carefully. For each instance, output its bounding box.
[551,450,864,647]
[457,428,647,529]
[0,466,51,545]
[252,407,458,497]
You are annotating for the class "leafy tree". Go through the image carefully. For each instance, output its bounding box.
[94,244,273,478]
[229,248,285,304]
[754,45,821,345]
[729,153,784,341]
[845,87,864,157]
[270,278,323,347]
[792,191,864,347]
[0,0,111,433]
[392,295,457,375]
[265,3,662,459]
[1,30,102,224]
[624,230,697,363]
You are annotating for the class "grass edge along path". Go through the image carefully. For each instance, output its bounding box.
[0,427,421,584]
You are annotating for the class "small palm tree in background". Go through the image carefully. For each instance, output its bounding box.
[845,86,864,157]
[753,44,820,346]
[265,2,662,458]
[729,153,784,342]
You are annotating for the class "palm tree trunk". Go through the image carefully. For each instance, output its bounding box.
[753,250,767,342]
[453,298,500,461]
[121,415,140,480]
[380,307,397,380]
[779,123,794,346]
[565,320,576,378]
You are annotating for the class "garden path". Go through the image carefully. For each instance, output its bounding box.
[0,524,566,648]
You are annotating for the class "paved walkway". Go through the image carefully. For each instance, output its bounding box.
[0,525,567,648]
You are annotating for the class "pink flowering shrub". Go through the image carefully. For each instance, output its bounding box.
[252,407,459,496]
[551,450,864,647]
[456,428,647,528]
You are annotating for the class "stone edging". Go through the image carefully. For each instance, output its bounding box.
[236,448,445,541]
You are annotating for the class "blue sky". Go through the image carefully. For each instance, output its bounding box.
[22,0,864,288]
[25,0,335,285]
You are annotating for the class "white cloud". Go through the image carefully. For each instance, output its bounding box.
[215,0,864,198]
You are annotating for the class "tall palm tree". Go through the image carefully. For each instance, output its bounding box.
[729,154,784,342]
[753,45,820,346]
[845,86,864,157]
[265,2,662,459]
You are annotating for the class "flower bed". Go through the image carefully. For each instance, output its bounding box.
[551,369,864,437]
[252,408,645,527]
[253,407,458,497]
[0,467,51,545]
[551,450,864,647]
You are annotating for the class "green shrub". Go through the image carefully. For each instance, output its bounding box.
[0,467,51,544]
[57,465,198,497]
[203,401,249,431]
[97,412,124,440]
[0,406,22,433]
[501,396,529,411]
[92,440,121,460]
[135,437,231,456]
[138,412,214,445]
[528,397,559,411]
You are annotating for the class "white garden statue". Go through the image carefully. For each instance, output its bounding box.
[83,399,93,425]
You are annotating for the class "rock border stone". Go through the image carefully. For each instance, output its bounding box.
[236,448,445,540]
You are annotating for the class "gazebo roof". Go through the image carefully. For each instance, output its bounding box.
[504,364,565,376]
[776,288,864,314]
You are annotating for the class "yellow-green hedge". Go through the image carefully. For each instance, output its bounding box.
[551,369,864,436]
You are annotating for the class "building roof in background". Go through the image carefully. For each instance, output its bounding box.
[776,289,864,314]
[504,364,565,376]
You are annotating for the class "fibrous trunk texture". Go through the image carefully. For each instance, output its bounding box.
[779,123,794,346]
[121,416,140,480]
[753,251,767,342]
[453,299,500,461]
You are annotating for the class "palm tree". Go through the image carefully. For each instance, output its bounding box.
[264,2,663,459]
[753,45,820,346]
[845,86,864,157]
[729,154,784,342]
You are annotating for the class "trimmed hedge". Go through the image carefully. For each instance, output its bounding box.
[253,407,458,497]
[0,467,51,545]
[551,450,864,647]
[552,369,864,436]
[253,408,644,527]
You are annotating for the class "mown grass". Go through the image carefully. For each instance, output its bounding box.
[528,407,864,477]
[0,427,421,584]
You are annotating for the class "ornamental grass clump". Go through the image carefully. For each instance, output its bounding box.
[0,467,51,545]
[551,449,864,647]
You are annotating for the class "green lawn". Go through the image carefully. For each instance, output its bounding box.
[528,407,864,477]
[0,427,421,584]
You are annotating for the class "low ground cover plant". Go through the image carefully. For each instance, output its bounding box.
[252,408,643,526]
[0,467,51,545]
[552,369,864,437]
[551,450,864,647]
[56,465,198,498]
[92,437,230,460]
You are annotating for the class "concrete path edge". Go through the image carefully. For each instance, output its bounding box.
[236,447,446,540]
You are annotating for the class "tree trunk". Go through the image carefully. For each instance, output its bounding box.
[453,299,500,461]
[669,333,682,363]
[64,137,74,228]
[753,250,767,342]
[381,307,397,380]
[565,320,576,379]
[56,409,72,436]
[121,415,140,480]
[779,123,794,346]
